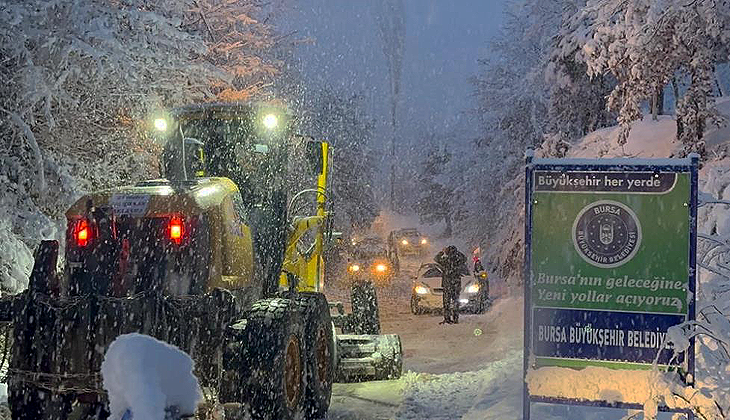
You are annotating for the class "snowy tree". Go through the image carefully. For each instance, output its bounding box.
[547,53,615,140]
[0,0,282,189]
[191,0,282,101]
[375,0,406,211]
[461,0,568,279]
[414,141,466,238]
[557,0,730,155]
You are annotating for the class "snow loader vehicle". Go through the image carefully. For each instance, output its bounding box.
[2,102,402,420]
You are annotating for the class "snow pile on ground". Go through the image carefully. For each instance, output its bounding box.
[396,351,521,420]
[101,333,203,420]
[0,217,32,295]
[569,115,680,159]
[392,295,524,418]
[527,366,655,405]
[675,156,730,418]
[394,350,642,420]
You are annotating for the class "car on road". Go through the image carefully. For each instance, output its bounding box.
[410,263,489,314]
[345,237,400,285]
[388,228,429,257]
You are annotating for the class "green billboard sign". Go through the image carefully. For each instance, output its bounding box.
[523,155,698,418]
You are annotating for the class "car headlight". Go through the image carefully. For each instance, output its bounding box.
[459,298,469,304]
[348,264,360,272]
[414,285,429,295]
[153,117,168,132]
[479,272,488,279]
[401,239,409,245]
[466,283,480,294]
[262,113,278,129]
[375,263,388,273]
[421,238,428,245]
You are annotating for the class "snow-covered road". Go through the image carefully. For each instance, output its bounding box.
[327,258,526,419]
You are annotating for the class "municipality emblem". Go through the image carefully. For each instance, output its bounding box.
[572,200,642,268]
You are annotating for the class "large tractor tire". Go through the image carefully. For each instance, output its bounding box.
[350,281,380,335]
[240,298,305,420]
[9,386,75,420]
[295,293,335,419]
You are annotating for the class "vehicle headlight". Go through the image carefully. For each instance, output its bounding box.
[466,283,480,294]
[459,298,469,304]
[401,239,409,245]
[375,263,388,273]
[348,264,360,272]
[421,238,428,245]
[479,272,488,279]
[153,117,168,132]
[262,113,278,129]
[414,285,429,295]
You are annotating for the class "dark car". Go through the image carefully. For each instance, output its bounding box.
[388,228,429,257]
[346,237,400,285]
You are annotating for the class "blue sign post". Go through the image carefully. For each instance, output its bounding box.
[523,153,698,419]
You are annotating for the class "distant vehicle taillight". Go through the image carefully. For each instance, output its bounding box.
[74,219,91,247]
[168,216,184,244]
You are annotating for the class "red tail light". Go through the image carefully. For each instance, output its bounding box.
[169,216,184,244]
[74,219,91,247]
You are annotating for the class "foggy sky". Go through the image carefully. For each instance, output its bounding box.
[281,1,506,147]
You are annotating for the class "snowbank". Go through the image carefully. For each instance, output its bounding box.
[0,153,83,295]
[101,333,203,420]
[395,351,645,420]
[395,351,522,419]
[527,366,654,405]
[569,115,680,159]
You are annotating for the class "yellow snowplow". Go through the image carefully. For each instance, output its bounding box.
[2,102,401,420]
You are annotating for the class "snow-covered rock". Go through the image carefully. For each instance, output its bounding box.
[101,333,203,420]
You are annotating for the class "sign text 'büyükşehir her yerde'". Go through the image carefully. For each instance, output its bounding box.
[534,171,677,193]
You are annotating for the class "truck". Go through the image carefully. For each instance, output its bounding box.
[3,102,402,419]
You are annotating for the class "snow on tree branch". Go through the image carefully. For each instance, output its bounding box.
[556,0,730,155]
[0,0,285,291]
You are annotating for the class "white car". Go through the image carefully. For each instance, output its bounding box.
[410,263,489,315]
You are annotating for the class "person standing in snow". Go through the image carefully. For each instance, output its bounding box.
[473,254,484,273]
[472,251,490,302]
[435,245,467,324]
